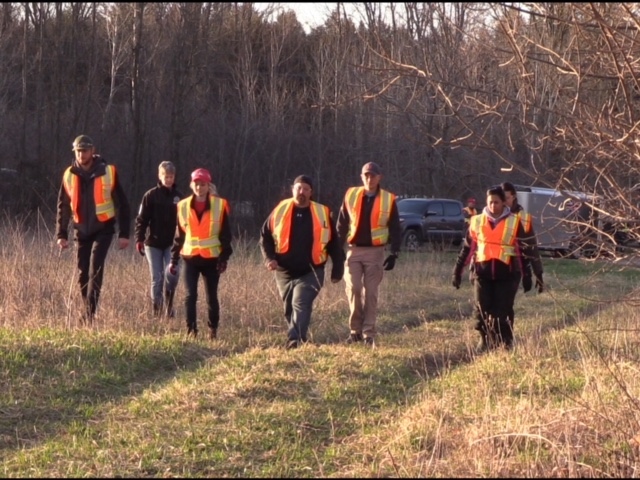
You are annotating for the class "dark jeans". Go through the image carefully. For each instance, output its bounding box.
[275,267,324,342]
[76,231,114,317]
[474,274,520,346]
[183,260,220,332]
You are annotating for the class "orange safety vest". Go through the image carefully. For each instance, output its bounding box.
[270,199,331,264]
[177,195,227,258]
[62,165,116,223]
[344,187,395,246]
[515,210,532,234]
[469,213,519,264]
[463,206,477,223]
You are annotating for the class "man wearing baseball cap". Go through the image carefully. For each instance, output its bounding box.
[170,168,233,340]
[260,174,344,349]
[56,134,131,325]
[336,162,402,348]
[463,197,478,224]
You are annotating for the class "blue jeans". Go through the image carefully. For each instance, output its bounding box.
[275,267,325,342]
[144,245,178,308]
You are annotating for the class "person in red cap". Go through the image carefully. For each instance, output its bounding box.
[463,197,478,224]
[260,174,344,349]
[169,168,233,339]
[336,161,402,349]
[56,134,131,325]
[134,161,186,318]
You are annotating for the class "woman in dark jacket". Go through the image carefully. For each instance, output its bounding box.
[452,186,544,352]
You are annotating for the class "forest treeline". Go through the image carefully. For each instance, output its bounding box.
[1,3,639,239]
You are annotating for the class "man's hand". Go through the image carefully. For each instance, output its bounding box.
[535,274,544,293]
[522,274,532,293]
[452,272,461,289]
[167,263,177,276]
[117,238,130,250]
[383,254,397,271]
[56,238,68,250]
[331,262,344,283]
[266,259,278,271]
[136,242,145,256]
[217,260,227,274]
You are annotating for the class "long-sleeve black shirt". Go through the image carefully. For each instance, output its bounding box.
[260,202,344,280]
[135,182,185,249]
[56,156,130,241]
[336,187,402,255]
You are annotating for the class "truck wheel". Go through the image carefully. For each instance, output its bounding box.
[403,230,422,252]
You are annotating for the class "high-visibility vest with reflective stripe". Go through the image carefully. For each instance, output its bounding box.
[177,195,227,258]
[270,199,331,264]
[345,187,395,246]
[469,213,520,264]
[62,165,116,223]
[516,210,532,234]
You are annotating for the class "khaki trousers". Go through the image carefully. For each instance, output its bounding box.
[344,246,385,338]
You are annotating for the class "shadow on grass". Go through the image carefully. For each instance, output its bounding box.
[0,334,218,453]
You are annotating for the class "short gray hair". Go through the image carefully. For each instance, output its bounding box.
[158,161,176,174]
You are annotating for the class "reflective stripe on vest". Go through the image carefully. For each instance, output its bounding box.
[345,187,395,246]
[62,165,116,223]
[516,211,532,234]
[469,214,519,264]
[270,199,331,264]
[177,195,226,258]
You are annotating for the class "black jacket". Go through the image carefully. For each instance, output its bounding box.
[56,155,130,241]
[260,201,345,280]
[454,210,543,281]
[135,182,185,249]
[171,194,233,266]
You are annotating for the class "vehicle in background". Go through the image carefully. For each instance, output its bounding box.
[508,184,639,258]
[397,197,466,251]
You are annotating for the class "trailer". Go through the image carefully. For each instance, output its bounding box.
[513,185,596,257]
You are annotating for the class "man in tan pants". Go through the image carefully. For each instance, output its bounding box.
[337,162,402,348]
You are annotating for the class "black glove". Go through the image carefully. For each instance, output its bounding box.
[217,260,227,274]
[331,261,344,282]
[383,254,397,271]
[535,274,544,293]
[452,272,462,289]
[522,274,532,293]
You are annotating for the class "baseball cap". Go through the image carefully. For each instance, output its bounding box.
[72,135,94,151]
[293,174,313,189]
[468,198,476,203]
[361,162,382,175]
[191,168,212,183]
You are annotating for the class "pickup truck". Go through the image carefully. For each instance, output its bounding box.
[397,197,466,250]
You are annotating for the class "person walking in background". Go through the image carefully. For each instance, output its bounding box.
[169,168,232,340]
[135,161,185,318]
[260,175,344,350]
[337,162,401,349]
[56,134,131,324]
[463,197,478,224]
[452,186,544,352]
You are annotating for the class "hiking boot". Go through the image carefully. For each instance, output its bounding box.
[346,332,363,344]
[152,302,162,317]
[209,328,217,340]
[363,336,376,349]
[187,328,198,339]
[286,339,299,350]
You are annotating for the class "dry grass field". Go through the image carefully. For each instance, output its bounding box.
[3,213,640,477]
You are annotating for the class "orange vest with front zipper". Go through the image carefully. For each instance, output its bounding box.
[469,213,519,264]
[270,199,331,264]
[62,165,116,223]
[344,187,395,245]
[177,195,227,258]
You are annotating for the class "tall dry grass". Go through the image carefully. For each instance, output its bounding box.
[3,212,640,477]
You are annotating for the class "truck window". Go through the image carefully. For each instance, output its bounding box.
[444,202,461,216]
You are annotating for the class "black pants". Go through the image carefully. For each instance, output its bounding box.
[474,274,520,346]
[76,231,114,317]
[274,267,324,342]
[183,259,220,332]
